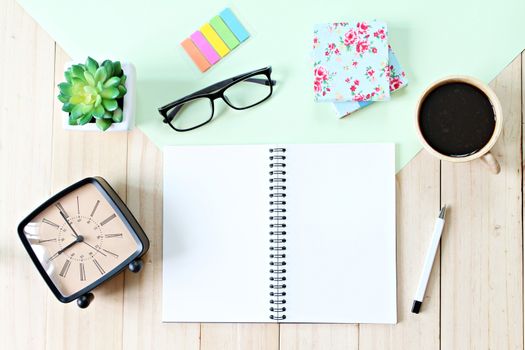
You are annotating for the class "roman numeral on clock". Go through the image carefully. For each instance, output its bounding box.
[79,262,86,281]
[104,233,122,239]
[55,202,69,218]
[90,200,100,218]
[38,238,57,243]
[100,213,116,226]
[42,218,59,228]
[93,259,105,275]
[59,259,71,277]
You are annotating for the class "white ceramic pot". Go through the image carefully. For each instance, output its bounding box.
[61,61,136,132]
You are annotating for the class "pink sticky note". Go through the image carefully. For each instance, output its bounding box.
[190,31,220,65]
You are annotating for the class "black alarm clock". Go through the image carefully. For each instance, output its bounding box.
[18,177,149,308]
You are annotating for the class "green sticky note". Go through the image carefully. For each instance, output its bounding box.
[210,15,239,50]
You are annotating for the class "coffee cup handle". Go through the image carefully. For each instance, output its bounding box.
[480,151,500,174]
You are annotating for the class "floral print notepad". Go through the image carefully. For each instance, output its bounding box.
[313,21,390,102]
[333,45,408,117]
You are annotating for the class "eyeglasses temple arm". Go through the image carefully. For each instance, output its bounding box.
[164,105,183,122]
[188,77,276,97]
[244,78,277,86]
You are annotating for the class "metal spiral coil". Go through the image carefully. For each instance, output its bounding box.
[269,147,287,321]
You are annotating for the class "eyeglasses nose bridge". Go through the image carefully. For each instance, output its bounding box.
[207,91,231,109]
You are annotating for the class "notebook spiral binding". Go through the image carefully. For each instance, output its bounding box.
[269,147,287,321]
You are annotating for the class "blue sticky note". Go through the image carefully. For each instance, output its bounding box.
[219,8,249,42]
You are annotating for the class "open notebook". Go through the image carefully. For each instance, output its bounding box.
[163,144,396,323]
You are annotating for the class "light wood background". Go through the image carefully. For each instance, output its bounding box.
[1,1,523,349]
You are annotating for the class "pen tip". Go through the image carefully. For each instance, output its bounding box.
[411,300,422,314]
[439,205,446,219]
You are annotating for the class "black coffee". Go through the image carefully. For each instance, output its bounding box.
[419,82,496,157]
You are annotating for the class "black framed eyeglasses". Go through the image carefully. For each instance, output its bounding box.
[158,66,276,132]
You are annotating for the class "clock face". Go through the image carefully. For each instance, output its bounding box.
[20,182,140,298]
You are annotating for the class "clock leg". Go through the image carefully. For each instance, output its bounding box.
[128,258,143,273]
[77,293,94,308]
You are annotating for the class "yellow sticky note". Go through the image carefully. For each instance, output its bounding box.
[200,23,230,57]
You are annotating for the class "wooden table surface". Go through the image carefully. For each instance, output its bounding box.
[1,1,524,349]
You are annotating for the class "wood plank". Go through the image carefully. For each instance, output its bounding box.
[122,129,200,349]
[44,45,129,350]
[0,0,55,349]
[280,324,358,350]
[523,50,525,349]
[359,150,441,349]
[441,54,523,349]
[201,323,279,350]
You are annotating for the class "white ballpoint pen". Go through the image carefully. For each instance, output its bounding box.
[411,205,446,314]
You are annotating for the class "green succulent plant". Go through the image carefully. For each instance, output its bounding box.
[57,57,127,131]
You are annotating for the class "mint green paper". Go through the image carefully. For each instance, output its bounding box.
[16,0,525,171]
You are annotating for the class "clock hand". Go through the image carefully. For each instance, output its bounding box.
[59,210,79,239]
[58,211,107,259]
[81,241,107,257]
[48,235,83,262]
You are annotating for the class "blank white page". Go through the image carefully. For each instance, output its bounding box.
[284,144,396,323]
[162,145,270,322]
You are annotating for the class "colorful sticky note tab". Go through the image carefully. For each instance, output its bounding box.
[180,38,211,72]
[219,8,250,42]
[200,23,230,57]
[210,15,240,50]
[181,8,249,72]
[190,31,220,64]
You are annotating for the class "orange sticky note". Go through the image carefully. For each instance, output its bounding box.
[200,23,230,57]
[181,38,211,72]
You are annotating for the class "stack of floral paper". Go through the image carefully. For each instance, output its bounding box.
[312,21,408,118]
